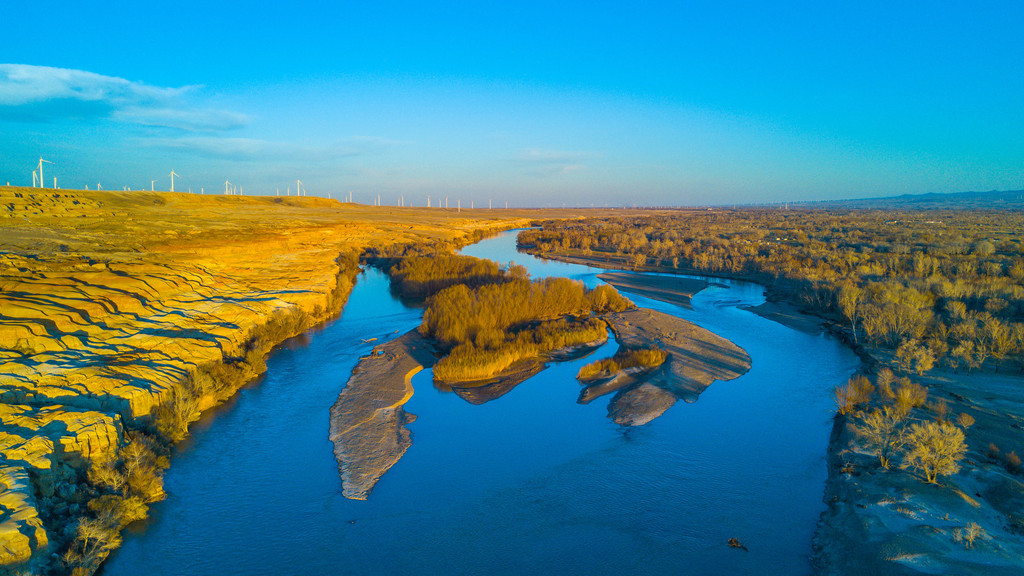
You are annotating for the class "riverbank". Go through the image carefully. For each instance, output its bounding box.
[529,250,823,329]
[598,268,823,334]
[533,250,1024,575]
[813,367,1024,575]
[741,300,824,335]
[0,187,534,574]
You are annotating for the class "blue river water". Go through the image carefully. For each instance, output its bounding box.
[103,229,859,575]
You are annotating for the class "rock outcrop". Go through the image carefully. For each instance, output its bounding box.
[0,466,48,568]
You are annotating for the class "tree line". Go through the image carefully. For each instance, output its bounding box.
[519,209,1024,373]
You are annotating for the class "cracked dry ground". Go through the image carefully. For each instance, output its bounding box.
[0,187,529,571]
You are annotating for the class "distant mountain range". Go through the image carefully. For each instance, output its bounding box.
[791,190,1024,210]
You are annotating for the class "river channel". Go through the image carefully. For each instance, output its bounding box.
[103,229,859,575]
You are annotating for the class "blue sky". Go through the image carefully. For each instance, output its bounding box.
[1,1,1022,206]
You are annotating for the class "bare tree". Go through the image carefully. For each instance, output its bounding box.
[855,407,906,469]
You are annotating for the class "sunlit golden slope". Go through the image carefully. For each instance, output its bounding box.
[0,187,532,572]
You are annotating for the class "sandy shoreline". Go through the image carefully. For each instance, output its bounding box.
[741,300,824,334]
[548,254,824,336]
[598,267,824,335]
[812,366,1024,575]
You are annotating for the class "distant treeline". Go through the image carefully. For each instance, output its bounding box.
[375,248,633,382]
[519,209,1024,373]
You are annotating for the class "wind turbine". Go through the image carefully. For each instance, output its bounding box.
[32,170,37,187]
[296,179,304,197]
[169,170,179,193]
[151,180,156,191]
[224,179,232,195]
[36,157,53,189]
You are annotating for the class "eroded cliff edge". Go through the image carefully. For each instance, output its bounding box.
[0,187,529,574]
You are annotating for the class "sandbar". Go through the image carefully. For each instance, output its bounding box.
[597,272,707,309]
[741,300,824,335]
[595,308,751,425]
[328,329,435,500]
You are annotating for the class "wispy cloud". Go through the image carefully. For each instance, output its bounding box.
[139,135,394,162]
[0,64,247,131]
[513,148,599,176]
[113,107,248,132]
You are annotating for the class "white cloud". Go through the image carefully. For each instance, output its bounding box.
[0,64,247,131]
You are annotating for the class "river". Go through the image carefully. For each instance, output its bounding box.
[103,229,859,575]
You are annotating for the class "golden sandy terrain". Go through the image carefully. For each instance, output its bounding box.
[0,187,532,571]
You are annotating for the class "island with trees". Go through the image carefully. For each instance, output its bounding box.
[328,249,752,499]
